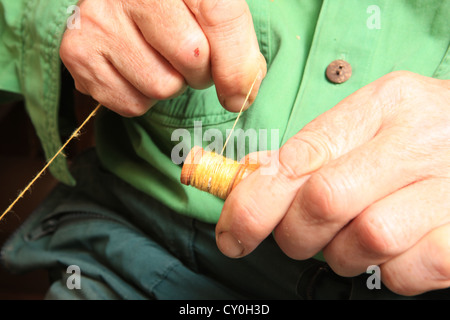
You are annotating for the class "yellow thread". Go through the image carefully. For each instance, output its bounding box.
[0,103,102,222]
[190,151,241,199]
[220,73,260,156]
[183,72,261,198]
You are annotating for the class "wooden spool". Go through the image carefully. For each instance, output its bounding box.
[180,146,260,199]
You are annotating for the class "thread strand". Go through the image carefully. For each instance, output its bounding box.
[0,103,102,222]
[220,73,259,156]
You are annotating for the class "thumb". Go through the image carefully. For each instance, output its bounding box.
[184,0,267,112]
[216,80,385,258]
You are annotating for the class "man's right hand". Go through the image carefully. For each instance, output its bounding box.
[60,0,267,117]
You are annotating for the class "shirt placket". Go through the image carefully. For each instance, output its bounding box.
[281,0,384,144]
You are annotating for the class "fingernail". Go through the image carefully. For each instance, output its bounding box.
[224,94,251,113]
[256,67,265,81]
[224,69,263,112]
[216,231,245,258]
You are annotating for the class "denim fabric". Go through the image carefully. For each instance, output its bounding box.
[2,149,449,300]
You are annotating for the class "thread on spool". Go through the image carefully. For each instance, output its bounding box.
[181,146,259,199]
[181,72,261,199]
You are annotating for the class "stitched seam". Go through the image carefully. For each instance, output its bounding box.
[44,3,65,178]
[432,43,450,79]
[39,0,77,183]
[148,260,181,295]
[19,1,32,96]
[279,0,328,145]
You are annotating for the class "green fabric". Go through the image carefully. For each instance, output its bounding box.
[96,0,450,225]
[95,0,325,225]
[0,0,78,185]
[0,0,449,225]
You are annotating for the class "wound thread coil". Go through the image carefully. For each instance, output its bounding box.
[180,146,259,199]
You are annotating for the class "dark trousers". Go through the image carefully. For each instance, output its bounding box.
[2,149,448,300]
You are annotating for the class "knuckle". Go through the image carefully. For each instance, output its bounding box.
[356,215,399,257]
[277,138,307,181]
[384,70,415,81]
[382,226,450,296]
[284,132,332,176]
[59,40,71,62]
[278,243,310,261]
[118,104,151,118]
[376,70,419,98]
[325,254,354,277]
[277,154,302,182]
[215,68,253,98]
[87,87,110,110]
[225,191,270,241]
[60,37,84,66]
[380,268,413,296]
[147,74,186,101]
[427,229,450,280]
[301,173,342,223]
[277,131,333,182]
[97,93,152,117]
[195,0,248,27]
[381,70,418,88]
[431,254,450,283]
[274,223,316,260]
[74,81,88,95]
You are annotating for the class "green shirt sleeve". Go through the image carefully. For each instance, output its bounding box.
[0,0,78,185]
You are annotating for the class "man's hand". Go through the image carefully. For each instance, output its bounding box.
[217,71,450,296]
[60,0,266,117]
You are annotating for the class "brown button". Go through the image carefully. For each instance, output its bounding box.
[326,60,352,84]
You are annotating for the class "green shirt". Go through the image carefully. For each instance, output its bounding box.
[1,0,449,226]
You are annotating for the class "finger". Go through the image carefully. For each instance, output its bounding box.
[217,168,310,258]
[61,39,156,117]
[184,0,267,112]
[380,223,450,296]
[102,8,187,104]
[127,0,212,89]
[60,3,184,116]
[323,178,450,277]
[83,60,157,117]
[216,84,383,258]
[274,125,439,261]
[239,150,272,165]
